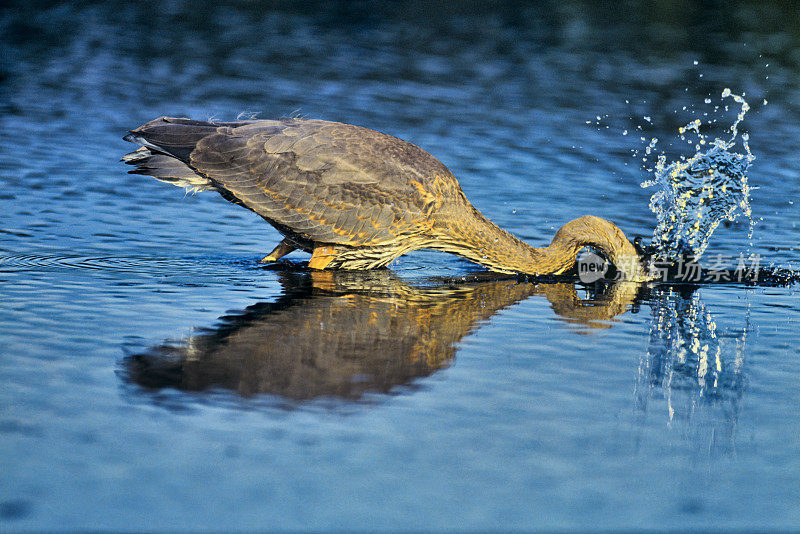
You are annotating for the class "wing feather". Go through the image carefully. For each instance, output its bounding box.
[186,119,458,246]
[126,117,460,247]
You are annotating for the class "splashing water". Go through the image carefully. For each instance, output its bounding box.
[641,89,755,261]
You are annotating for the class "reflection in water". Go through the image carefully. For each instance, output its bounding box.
[125,271,642,400]
[635,286,749,454]
[126,267,753,452]
[540,282,641,330]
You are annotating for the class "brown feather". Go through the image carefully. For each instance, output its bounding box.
[123,116,650,280]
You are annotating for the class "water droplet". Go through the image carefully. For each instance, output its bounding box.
[641,90,754,261]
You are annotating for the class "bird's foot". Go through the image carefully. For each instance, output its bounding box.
[308,245,338,270]
[260,239,298,263]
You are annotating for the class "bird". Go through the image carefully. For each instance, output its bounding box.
[123,116,650,281]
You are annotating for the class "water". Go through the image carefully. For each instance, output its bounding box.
[643,89,756,261]
[1,1,799,529]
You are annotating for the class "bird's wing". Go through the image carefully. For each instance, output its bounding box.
[127,117,461,247]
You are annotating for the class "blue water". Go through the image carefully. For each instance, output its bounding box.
[1,1,799,529]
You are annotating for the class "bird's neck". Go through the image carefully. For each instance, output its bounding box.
[432,205,559,275]
[434,205,647,280]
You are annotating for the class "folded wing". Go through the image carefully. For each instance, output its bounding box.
[124,117,460,247]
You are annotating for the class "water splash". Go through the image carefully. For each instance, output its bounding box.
[641,89,755,261]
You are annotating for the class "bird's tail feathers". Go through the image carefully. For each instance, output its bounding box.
[122,116,234,193]
[121,146,213,193]
[123,116,226,161]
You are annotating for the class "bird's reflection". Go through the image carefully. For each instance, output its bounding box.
[125,270,642,400]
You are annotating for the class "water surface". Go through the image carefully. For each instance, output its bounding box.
[1,1,799,529]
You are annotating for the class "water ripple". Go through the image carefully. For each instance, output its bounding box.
[0,252,253,275]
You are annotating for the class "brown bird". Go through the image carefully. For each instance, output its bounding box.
[123,117,650,280]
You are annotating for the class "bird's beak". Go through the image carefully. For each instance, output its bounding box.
[633,236,658,275]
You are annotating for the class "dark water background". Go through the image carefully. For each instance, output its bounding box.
[1,1,799,529]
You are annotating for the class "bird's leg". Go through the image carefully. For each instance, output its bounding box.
[260,238,298,263]
[308,245,339,270]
